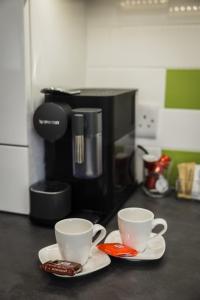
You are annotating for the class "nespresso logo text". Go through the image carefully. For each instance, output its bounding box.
[39,119,60,125]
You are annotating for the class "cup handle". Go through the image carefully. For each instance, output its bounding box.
[151,218,168,240]
[91,224,106,250]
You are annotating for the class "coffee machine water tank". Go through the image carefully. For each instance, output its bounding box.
[72,108,102,179]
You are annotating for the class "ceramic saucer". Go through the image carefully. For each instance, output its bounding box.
[104,230,166,261]
[38,244,111,278]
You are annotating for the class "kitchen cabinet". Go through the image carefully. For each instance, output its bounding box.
[0,0,29,214]
[0,145,29,214]
[0,0,27,145]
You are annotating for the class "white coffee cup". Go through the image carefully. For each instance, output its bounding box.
[118,207,167,253]
[55,218,106,265]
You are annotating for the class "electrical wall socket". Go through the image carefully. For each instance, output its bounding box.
[135,104,159,139]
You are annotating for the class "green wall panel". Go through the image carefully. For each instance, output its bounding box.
[165,69,200,109]
[162,149,200,186]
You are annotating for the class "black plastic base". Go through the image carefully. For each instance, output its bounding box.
[30,183,137,227]
[72,183,137,226]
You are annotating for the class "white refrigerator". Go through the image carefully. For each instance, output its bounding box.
[0,0,86,214]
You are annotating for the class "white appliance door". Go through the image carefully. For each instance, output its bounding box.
[0,0,27,146]
[0,145,29,214]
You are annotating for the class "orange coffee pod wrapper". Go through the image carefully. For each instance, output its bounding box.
[97,243,138,257]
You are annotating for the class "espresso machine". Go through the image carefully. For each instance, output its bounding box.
[30,88,137,225]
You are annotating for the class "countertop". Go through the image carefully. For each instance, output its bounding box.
[1,188,200,300]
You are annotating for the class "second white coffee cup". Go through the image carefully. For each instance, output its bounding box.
[118,207,167,253]
[55,218,106,265]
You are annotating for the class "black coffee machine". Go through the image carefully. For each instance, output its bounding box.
[30,88,137,225]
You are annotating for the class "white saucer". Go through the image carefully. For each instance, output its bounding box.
[38,244,111,278]
[104,230,166,261]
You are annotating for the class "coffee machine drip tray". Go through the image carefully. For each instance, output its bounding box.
[68,184,136,226]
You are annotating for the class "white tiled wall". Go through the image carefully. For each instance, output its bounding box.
[85,1,200,181]
[87,25,200,69]
[159,109,200,152]
[86,1,200,68]
[86,68,166,106]
[85,4,200,136]
[29,0,86,91]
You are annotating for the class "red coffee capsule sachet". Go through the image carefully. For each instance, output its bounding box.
[97,243,138,257]
[40,260,82,276]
